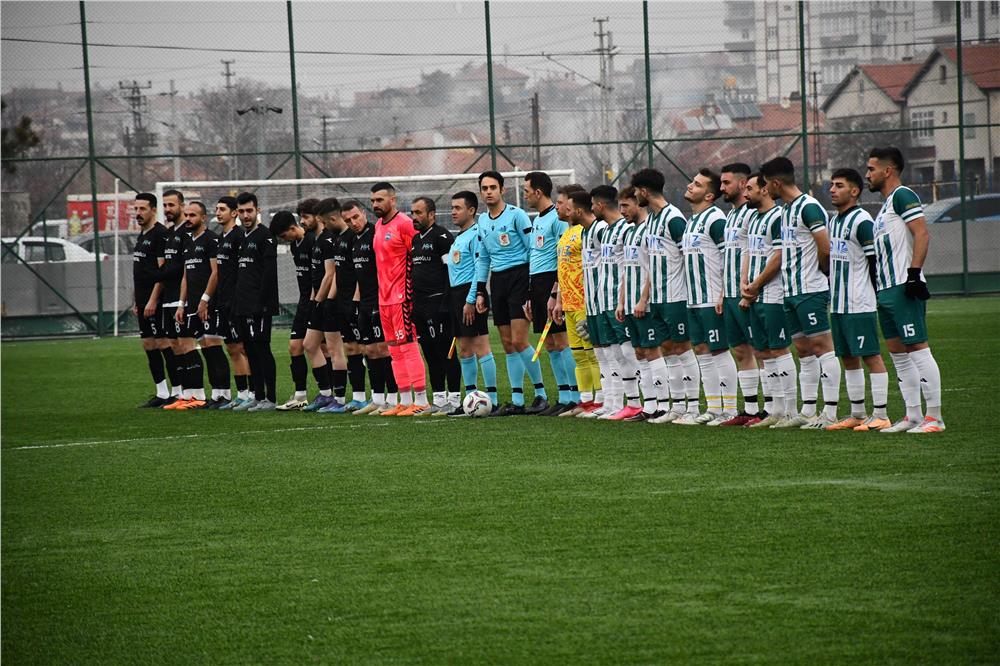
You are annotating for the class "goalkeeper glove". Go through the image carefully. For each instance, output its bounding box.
[904,267,930,301]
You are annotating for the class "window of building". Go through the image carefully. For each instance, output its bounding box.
[992,1,999,16]
[911,110,935,142]
[942,111,948,123]
[742,29,751,40]
[963,2,973,18]
[940,64,947,84]
[767,26,778,39]
[965,113,976,138]
[936,1,952,23]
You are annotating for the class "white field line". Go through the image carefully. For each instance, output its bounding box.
[7,419,448,451]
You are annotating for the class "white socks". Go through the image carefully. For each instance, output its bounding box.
[697,353,720,414]
[637,359,657,414]
[909,347,942,420]
[679,349,701,413]
[762,359,782,417]
[844,368,867,418]
[155,380,169,399]
[818,351,841,420]
[594,346,620,410]
[616,342,642,408]
[870,371,889,419]
[737,368,760,415]
[798,353,819,416]
[775,352,798,416]
[715,352,738,414]
[649,355,671,411]
[890,351,922,420]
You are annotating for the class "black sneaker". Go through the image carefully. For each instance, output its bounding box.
[539,402,566,416]
[446,406,469,417]
[207,397,229,409]
[138,395,167,408]
[160,396,179,408]
[524,396,550,415]
[647,410,667,421]
[498,403,526,416]
[625,411,651,422]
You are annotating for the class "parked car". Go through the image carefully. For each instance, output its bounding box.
[27,219,71,239]
[2,236,105,264]
[69,230,140,256]
[921,194,1000,224]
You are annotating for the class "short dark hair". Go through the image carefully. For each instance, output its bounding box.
[748,172,765,189]
[831,167,864,192]
[340,199,365,213]
[721,163,752,177]
[630,168,665,193]
[590,185,618,206]
[478,170,504,187]
[135,192,157,208]
[452,190,478,210]
[297,198,320,216]
[869,146,905,171]
[314,197,341,217]
[217,195,237,211]
[412,196,436,212]
[236,191,258,208]
[269,210,297,236]
[557,183,586,197]
[569,190,593,210]
[759,157,795,185]
[698,168,722,200]
[370,181,395,194]
[187,200,207,214]
[524,171,553,197]
[618,186,638,201]
[162,188,184,203]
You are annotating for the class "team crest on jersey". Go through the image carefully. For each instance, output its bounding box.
[498,232,511,247]
[384,233,392,241]
[451,250,461,264]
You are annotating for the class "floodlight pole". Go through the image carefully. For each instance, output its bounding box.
[80,0,105,336]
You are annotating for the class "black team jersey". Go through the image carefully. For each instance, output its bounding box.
[411,224,455,302]
[160,224,189,305]
[291,230,315,303]
[351,223,378,307]
[132,222,167,307]
[332,227,357,303]
[235,224,279,316]
[310,228,336,293]
[181,228,220,305]
[215,225,244,311]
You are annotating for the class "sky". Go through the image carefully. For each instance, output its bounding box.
[1,0,729,100]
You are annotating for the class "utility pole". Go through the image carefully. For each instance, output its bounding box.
[593,17,617,182]
[118,79,154,184]
[503,119,511,145]
[221,60,236,178]
[320,113,332,171]
[531,91,541,169]
[158,79,180,181]
[811,70,821,177]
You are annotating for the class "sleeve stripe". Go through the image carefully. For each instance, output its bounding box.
[901,209,924,221]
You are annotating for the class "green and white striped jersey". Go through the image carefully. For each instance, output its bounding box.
[620,220,650,311]
[745,205,784,305]
[780,193,829,298]
[873,186,924,289]
[644,203,688,305]
[829,206,876,314]
[722,202,754,299]
[682,205,727,308]
[598,217,632,313]
[581,219,608,316]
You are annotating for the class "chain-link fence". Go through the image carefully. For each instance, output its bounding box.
[3,1,998,338]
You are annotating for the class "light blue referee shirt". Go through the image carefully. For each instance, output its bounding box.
[448,224,482,304]
[474,204,532,283]
[528,205,569,275]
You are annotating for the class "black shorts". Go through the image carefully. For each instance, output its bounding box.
[529,270,567,335]
[214,307,241,344]
[138,303,162,339]
[291,299,311,339]
[413,295,451,344]
[162,306,182,339]
[337,298,357,343]
[186,311,220,339]
[239,313,272,343]
[490,263,530,326]
[356,303,384,345]
[322,299,342,334]
[450,284,489,338]
[306,300,324,331]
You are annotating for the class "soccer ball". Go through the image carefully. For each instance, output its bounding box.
[462,390,492,417]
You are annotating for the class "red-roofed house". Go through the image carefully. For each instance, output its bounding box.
[901,43,1000,188]
[822,62,922,125]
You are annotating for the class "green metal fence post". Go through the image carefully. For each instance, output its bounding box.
[287,1,303,192]
[643,1,654,168]
[955,2,969,296]
[798,0,810,192]
[80,0,104,336]
[484,1,498,170]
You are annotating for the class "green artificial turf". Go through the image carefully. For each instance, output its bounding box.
[3,296,999,664]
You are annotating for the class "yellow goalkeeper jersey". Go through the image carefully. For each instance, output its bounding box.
[557,224,585,312]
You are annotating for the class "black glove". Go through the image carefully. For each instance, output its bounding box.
[904,267,930,301]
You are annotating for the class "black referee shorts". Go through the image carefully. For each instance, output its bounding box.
[529,270,567,335]
[489,263,529,327]
[450,283,489,338]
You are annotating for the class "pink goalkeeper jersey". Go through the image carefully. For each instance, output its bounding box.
[373,211,417,305]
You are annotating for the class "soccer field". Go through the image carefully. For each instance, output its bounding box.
[3,296,999,663]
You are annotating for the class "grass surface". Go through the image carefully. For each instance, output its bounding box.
[3,296,999,664]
